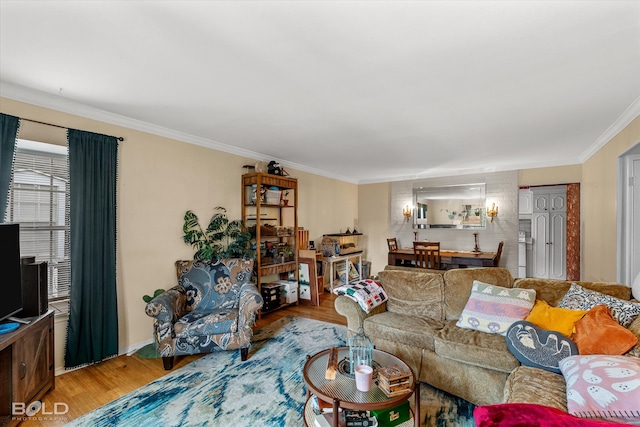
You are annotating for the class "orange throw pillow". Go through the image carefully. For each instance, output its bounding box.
[525,300,587,337]
[572,305,639,355]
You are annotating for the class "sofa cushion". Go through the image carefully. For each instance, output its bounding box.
[506,321,579,374]
[525,300,587,337]
[514,278,631,307]
[378,270,445,321]
[572,305,638,355]
[443,268,515,321]
[364,311,444,352]
[628,316,640,358]
[558,283,640,327]
[503,365,568,411]
[559,355,640,424]
[435,320,520,374]
[456,281,536,335]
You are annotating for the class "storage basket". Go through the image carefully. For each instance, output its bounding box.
[265,189,281,205]
[321,235,339,256]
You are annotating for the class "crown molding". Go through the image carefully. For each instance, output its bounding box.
[579,96,640,163]
[360,158,582,184]
[0,81,358,184]
[3,81,632,186]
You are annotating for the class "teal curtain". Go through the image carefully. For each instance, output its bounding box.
[65,129,119,368]
[0,114,20,222]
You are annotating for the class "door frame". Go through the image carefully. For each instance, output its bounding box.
[617,144,640,286]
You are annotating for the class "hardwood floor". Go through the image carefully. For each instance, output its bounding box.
[19,292,344,426]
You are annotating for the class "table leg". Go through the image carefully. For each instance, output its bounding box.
[414,379,420,427]
[332,398,340,427]
[330,261,334,293]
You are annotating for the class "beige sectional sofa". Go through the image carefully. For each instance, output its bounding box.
[334,267,639,409]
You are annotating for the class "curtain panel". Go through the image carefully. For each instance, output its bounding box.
[65,129,119,369]
[0,113,20,222]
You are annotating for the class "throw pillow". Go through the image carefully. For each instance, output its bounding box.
[456,281,536,335]
[572,305,638,355]
[558,283,640,327]
[559,355,640,424]
[525,300,587,337]
[506,321,579,374]
[474,403,627,427]
[333,279,388,313]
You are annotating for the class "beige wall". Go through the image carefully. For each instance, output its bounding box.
[358,183,390,275]
[518,164,582,186]
[582,115,640,282]
[1,97,358,372]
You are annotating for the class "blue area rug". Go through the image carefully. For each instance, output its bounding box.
[66,316,475,426]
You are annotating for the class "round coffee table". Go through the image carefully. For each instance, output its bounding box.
[302,347,420,427]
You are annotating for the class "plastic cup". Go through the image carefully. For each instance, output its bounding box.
[354,365,373,392]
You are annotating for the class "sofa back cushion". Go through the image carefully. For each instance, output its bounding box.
[175,259,254,311]
[514,278,631,307]
[377,270,445,321]
[443,267,514,321]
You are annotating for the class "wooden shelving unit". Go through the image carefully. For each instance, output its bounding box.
[242,173,298,313]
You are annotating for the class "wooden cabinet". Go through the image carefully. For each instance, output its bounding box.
[0,311,55,426]
[531,186,567,280]
[518,189,532,217]
[242,173,298,313]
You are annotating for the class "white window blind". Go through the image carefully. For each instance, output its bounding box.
[4,139,70,301]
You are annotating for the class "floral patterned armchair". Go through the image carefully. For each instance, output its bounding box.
[145,258,263,370]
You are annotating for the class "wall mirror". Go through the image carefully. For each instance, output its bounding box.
[413,183,486,229]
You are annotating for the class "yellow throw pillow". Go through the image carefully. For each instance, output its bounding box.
[525,300,587,337]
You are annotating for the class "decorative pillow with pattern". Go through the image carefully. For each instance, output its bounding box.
[558,283,640,327]
[559,355,640,424]
[506,320,579,374]
[456,281,536,335]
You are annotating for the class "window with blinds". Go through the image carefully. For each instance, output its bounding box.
[4,139,70,301]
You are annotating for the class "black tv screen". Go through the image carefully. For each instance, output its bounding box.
[0,223,23,322]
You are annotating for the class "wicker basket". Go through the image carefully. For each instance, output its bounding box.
[321,236,339,256]
[265,189,281,205]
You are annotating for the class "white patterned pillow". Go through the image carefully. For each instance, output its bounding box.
[559,355,640,424]
[558,283,640,327]
[456,281,536,335]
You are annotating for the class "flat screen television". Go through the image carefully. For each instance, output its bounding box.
[0,223,23,322]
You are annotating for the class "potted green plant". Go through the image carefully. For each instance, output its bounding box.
[182,206,254,261]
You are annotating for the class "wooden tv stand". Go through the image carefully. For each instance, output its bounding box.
[0,310,55,426]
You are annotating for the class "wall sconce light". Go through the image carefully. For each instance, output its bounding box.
[403,205,412,222]
[487,202,499,222]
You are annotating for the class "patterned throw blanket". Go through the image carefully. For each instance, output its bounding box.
[333,279,388,313]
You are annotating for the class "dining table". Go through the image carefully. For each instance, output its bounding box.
[388,247,497,268]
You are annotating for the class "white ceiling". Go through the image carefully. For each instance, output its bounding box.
[1,1,639,184]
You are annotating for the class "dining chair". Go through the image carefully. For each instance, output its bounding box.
[493,241,504,267]
[387,238,399,252]
[413,241,441,270]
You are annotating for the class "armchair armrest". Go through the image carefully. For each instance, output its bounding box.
[145,285,188,323]
[334,295,387,336]
[237,282,263,331]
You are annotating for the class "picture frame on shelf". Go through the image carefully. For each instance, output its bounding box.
[298,257,319,306]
